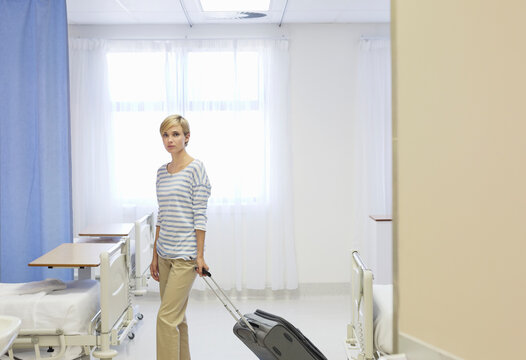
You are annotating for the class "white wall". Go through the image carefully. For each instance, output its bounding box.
[68,22,390,285]
[287,24,389,283]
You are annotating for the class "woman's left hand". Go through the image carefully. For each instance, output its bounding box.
[195,257,209,277]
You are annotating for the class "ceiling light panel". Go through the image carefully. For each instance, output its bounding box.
[199,0,270,12]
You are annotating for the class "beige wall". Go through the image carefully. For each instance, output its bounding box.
[392,1,526,359]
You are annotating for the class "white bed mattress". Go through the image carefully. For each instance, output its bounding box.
[0,279,100,334]
[373,284,393,354]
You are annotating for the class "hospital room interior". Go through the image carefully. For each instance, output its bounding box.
[0,1,525,360]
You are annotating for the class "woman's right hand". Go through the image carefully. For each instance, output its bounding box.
[150,256,159,282]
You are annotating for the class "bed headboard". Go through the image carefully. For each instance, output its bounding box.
[350,250,374,360]
[134,213,154,278]
[99,239,130,333]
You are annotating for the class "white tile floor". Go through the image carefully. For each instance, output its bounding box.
[111,286,351,360]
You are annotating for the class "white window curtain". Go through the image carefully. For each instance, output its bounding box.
[350,38,392,280]
[69,38,298,291]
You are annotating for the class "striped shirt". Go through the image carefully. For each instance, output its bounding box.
[156,159,211,259]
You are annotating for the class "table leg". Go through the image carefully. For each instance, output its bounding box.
[78,267,92,280]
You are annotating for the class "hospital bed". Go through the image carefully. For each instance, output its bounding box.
[0,239,137,360]
[345,250,406,360]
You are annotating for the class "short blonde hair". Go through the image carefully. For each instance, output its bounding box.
[159,114,190,136]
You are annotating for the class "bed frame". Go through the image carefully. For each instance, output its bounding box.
[131,213,154,296]
[346,250,375,360]
[8,239,137,360]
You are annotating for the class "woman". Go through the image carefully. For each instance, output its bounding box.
[150,114,211,360]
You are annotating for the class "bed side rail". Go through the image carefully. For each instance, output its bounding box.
[99,239,129,333]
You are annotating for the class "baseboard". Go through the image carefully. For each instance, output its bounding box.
[297,282,350,296]
[189,282,350,300]
[147,278,350,299]
[399,332,464,360]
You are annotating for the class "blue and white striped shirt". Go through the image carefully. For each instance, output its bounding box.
[156,159,211,259]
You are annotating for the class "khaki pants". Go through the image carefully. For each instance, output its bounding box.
[157,257,197,360]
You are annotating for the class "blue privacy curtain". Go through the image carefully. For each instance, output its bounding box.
[0,0,72,282]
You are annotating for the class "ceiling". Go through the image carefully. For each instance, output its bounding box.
[66,0,390,25]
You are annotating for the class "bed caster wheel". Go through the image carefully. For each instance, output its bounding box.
[128,332,135,340]
[137,313,144,320]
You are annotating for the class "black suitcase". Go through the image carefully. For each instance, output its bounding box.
[199,268,328,360]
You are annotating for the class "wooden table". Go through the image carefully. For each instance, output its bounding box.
[368,214,393,284]
[78,223,134,237]
[368,215,392,222]
[29,243,121,280]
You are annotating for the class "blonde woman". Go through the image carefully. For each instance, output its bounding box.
[150,114,211,360]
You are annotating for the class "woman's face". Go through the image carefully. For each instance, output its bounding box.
[162,124,189,154]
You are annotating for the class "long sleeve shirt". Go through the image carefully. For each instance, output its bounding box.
[156,159,211,259]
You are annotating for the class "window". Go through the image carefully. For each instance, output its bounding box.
[106,48,266,205]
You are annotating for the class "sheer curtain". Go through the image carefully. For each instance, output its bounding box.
[69,38,297,291]
[69,40,120,235]
[350,38,392,279]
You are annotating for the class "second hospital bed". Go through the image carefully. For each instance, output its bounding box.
[345,250,407,360]
[76,213,154,296]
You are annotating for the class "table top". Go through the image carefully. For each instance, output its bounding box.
[369,215,392,222]
[78,222,134,237]
[28,243,121,268]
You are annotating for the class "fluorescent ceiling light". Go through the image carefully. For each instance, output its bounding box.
[199,0,270,12]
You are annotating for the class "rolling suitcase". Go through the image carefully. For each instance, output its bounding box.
[199,268,328,360]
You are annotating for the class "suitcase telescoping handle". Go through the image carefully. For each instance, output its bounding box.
[195,267,256,334]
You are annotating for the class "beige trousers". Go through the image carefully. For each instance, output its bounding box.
[157,257,197,360]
